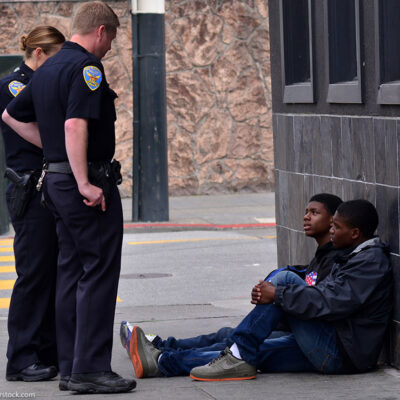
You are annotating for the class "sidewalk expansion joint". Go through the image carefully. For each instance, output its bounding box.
[194,386,219,400]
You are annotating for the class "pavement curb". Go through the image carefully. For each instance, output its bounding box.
[123,222,276,233]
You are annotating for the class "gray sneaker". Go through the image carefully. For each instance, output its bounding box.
[190,347,256,381]
[129,326,162,378]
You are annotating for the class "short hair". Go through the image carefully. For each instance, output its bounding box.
[309,193,343,216]
[72,1,120,35]
[20,25,65,59]
[336,199,379,239]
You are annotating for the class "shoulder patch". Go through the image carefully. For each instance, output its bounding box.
[8,80,26,97]
[83,66,102,91]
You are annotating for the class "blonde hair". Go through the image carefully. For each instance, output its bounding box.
[72,1,120,35]
[20,25,65,59]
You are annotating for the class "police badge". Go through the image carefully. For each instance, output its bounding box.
[83,66,102,91]
[8,81,26,97]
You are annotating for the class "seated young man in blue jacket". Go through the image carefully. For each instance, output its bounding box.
[123,194,375,378]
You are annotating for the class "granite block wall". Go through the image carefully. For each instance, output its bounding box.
[274,113,400,266]
[274,111,400,366]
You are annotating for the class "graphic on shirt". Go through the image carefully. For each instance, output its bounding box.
[83,66,102,91]
[305,271,318,286]
[8,81,26,97]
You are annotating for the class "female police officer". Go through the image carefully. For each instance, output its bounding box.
[0,26,65,382]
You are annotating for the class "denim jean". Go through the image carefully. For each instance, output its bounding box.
[157,330,313,376]
[157,327,234,352]
[156,327,287,352]
[232,271,349,374]
[158,271,349,376]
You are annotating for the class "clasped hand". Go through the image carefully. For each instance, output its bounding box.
[251,280,276,305]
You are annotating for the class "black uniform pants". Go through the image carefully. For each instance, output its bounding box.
[6,184,58,375]
[43,173,123,376]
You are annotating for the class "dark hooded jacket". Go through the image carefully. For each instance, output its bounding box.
[304,241,347,285]
[266,242,346,284]
[274,238,392,372]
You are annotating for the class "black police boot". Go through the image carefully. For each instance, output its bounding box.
[6,363,58,382]
[59,375,70,391]
[68,371,136,394]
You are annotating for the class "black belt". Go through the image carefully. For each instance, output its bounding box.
[45,160,122,186]
[46,161,112,174]
[46,162,72,174]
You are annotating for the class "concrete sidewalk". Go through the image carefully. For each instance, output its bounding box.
[121,192,276,232]
[0,192,276,237]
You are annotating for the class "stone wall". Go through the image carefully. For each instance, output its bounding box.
[165,0,273,194]
[0,0,273,197]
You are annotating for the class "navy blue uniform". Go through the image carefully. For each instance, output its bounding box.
[0,62,58,374]
[7,42,123,376]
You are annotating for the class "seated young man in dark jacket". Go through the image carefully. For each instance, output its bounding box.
[123,193,358,378]
[187,199,392,380]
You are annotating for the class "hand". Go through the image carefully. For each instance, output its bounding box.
[251,280,263,304]
[251,280,276,305]
[78,182,106,211]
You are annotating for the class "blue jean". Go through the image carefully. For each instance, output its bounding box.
[157,327,235,352]
[231,271,348,374]
[157,330,311,376]
[158,271,349,376]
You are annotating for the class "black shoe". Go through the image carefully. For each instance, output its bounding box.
[6,363,58,382]
[68,371,136,394]
[59,375,70,391]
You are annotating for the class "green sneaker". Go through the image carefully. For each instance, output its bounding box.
[190,347,256,381]
[120,321,161,356]
[129,326,162,378]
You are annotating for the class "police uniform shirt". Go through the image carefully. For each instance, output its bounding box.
[0,62,43,171]
[7,41,117,163]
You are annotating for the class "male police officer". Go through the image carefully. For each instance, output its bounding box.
[3,2,136,394]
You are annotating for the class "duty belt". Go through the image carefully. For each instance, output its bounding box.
[43,160,122,185]
[46,161,73,174]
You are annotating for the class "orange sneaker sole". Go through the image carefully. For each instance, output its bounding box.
[129,326,144,378]
[189,374,256,381]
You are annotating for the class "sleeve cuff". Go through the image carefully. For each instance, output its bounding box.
[274,285,285,306]
[7,106,36,123]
